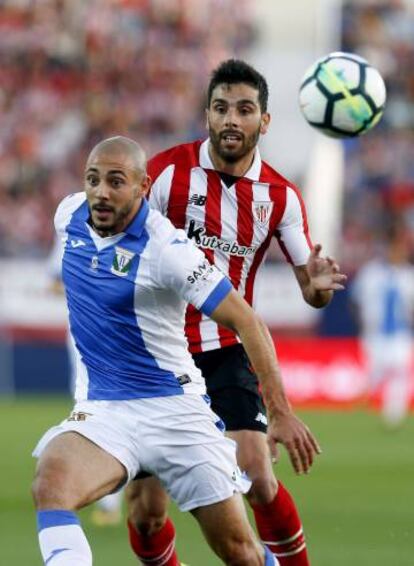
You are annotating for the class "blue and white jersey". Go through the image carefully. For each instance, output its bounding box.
[55,192,232,401]
[351,259,414,339]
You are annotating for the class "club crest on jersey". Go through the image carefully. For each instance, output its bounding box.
[252,201,273,226]
[111,246,135,277]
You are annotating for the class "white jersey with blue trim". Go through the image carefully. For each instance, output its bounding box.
[54,192,232,401]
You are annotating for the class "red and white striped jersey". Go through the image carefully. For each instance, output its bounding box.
[148,139,312,353]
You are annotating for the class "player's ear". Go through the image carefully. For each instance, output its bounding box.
[260,112,271,135]
[139,174,151,198]
[205,108,209,130]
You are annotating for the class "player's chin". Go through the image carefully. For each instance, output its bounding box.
[91,216,115,231]
[219,146,245,162]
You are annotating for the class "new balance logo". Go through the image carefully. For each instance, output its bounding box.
[70,239,86,248]
[188,194,207,206]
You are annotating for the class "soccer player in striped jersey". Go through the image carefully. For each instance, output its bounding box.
[126,60,346,565]
[31,135,298,565]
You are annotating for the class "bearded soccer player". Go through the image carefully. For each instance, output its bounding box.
[126,60,346,565]
[32,135,311,566]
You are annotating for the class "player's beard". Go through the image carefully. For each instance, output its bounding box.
[90,200,135,236]
[208,125,261,164]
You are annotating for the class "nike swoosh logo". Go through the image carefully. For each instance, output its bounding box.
[45,548,70,564]
[171,238,188,245]
[71,240,86,248]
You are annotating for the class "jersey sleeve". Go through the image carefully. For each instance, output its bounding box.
[156,230,233,316]
[54,192,86,238]
[147,156,175,215]
[47,234,65,281]
[275,186,313,266]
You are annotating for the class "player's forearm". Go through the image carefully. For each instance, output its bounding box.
[236,316,292,417]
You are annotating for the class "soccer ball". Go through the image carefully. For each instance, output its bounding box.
[299,52,386,138]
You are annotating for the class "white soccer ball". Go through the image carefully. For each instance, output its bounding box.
[299,51,386,138]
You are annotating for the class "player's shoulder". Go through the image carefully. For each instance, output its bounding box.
[261,159,301,195]
[54,191,86,230]
[148,140,202,179]
[146,207,185,243]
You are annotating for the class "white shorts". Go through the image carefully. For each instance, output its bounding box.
[363,335,413,378]
[33,395,251,511]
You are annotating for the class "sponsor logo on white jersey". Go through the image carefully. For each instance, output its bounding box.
[187,260,214,284]
[187,220,257,257]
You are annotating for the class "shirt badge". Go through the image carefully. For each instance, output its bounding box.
[91,256,99,270]
[111,246,135,277]
[252,201,273,226]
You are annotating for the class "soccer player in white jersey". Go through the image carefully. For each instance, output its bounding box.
[48,234,124,527]
[351,226,414,428]
[126,59,346,566]
[31,135,321,566]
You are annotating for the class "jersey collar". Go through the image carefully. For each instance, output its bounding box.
[124,198,149,238]
[199,138,262,181]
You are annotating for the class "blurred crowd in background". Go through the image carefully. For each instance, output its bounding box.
[0,0,413,275]
[341,0,414,274]
[0,0,255,256]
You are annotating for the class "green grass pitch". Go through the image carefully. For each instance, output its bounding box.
[1,398,413,565]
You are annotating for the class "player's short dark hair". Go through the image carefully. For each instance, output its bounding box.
[207,59,269,113]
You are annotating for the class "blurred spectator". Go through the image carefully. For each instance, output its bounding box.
[350,224,414,427]
[0,0,256,257]
[341,0,414,274]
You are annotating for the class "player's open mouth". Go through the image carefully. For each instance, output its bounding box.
[221,132,243,142]
[93,206,114,220]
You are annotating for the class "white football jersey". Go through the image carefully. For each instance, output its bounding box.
[55,192,232,401]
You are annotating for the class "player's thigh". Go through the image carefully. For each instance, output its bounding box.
[227,428,274,481]
[191,494,262,563]
[142,395,248,513]
[34,431,126,509]
[125,476,170,523]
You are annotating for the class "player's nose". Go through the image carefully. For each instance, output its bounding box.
[224,108,240,127]
[94,181,111,199]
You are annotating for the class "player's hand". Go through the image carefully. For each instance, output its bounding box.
[267,411,322,474]
[307,243,347,291]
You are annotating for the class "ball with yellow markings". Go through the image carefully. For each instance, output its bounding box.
[299,51,386,138]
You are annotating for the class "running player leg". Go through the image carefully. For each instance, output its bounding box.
[191,494,279,565]
[126,477,180,566]
[229,428,308,565]
[32,431,126,565]
[205,346,310,566]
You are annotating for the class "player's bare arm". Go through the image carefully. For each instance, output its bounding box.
[209,288,321,475]
[293,243,347,308]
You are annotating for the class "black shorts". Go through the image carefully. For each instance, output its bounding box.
[192,344,267,433]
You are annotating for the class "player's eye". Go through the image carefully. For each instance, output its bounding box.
[213,105,226,114]
[86,174,99,186]
[110,177,124,189]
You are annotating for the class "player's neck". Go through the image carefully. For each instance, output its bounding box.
[208,144,255,178]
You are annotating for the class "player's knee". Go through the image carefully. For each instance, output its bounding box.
[127,493,168,536]
[134,513,168,537]
[126,480,169,535]
[245,469,277,506]
[32,459,73,509]
[218,537,263,566]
